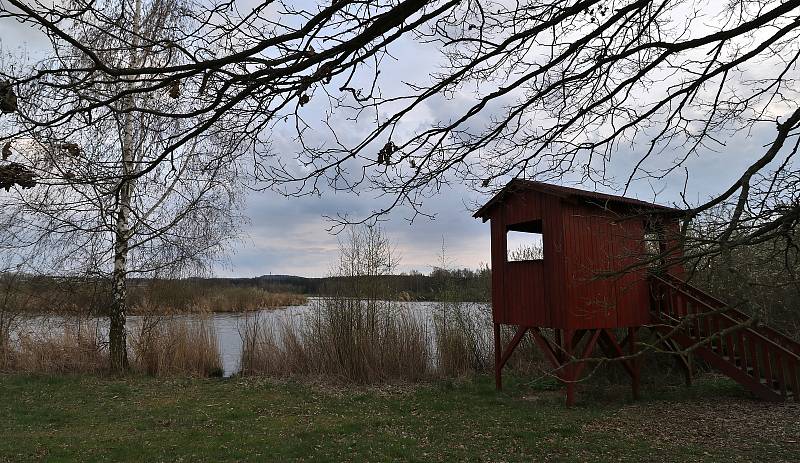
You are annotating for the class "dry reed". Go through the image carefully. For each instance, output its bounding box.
[129,315,223,377]
[241,298,430,383]
[129,286,306,315]
[240,297,548,383]
[0,312,14,371]
[7,318,107,374]
[433,302,492,376]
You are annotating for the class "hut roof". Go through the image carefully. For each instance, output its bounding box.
[473,179,681,221]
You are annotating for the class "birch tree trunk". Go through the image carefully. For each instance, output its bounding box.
[109,0,141,372]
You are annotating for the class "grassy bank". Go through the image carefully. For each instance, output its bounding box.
[1,374,797,462]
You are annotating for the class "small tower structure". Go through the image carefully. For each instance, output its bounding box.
[474,179,682,405]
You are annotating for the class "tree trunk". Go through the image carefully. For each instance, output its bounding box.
[109,231,130,371]
[108,0,142,372]
[110,121,134,372]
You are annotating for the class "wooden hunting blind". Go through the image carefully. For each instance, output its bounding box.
[476,180,800,405]
[474,179,683,405]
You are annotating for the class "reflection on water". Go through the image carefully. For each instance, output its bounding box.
[14,300,491,377]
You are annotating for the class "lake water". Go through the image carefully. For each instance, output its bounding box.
[11,300,491,376]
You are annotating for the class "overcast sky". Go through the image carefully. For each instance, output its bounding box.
[0,3,786,278]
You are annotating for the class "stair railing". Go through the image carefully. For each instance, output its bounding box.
[650,274,799,401]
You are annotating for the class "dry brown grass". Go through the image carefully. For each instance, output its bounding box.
[239,299,537,383]
[5,318,107,374]
[1,314,223,377]
[129,285,306,315]
[193,287,307,313]
[129,315,223,377]
[0,313,14,371]
[433,302,492,376]
[241,298,430,383]
[0,276,306,316]
[240,297,547,384]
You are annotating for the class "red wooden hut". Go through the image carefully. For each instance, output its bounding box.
[475,179,800,405]
[474,179,683,405]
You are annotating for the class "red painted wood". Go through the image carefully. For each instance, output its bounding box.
[493,323,501,390]
[650,275,800,401]
[748,335,760,380]
[774,351,787,399]
[573,329,602,379]
[478,181,691,405]
[531,328,561,369]
[656,325,783,401]
[499,326,529,369]
[762,343,774,389]
[482,182,677,330]
[736,331,747,372]
[490,209,507,324]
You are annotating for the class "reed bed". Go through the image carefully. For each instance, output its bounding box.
[129,315,223,377]
[0,312,14,371]
[129,285,306,315]
[240,298,541,383]
[432,301,492,376]
[0,277,306,316]
[1,313,222,377]
[4,317,107,374]
[241,298,431,383]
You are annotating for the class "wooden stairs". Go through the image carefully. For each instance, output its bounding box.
[649,273,800,402]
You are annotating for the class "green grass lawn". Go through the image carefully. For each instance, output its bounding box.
[1,373,798,462]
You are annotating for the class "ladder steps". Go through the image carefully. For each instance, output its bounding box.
[651,274,800,402]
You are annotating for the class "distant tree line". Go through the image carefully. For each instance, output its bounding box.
[200,266,492,303]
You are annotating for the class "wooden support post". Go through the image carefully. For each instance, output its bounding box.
[629,327,640,400]
[573,329,602,380]
[499,327,529,371]
[531,328,560,369]
[494,323,502,391]
[563,329,576,407]
[682,350,693,387]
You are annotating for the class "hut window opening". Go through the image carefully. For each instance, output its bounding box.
[644,220,666,267]
[506,220,544,262]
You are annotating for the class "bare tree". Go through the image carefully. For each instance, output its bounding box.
[0,0,243,370]
[2,1,800,298]
[332,224,399,300]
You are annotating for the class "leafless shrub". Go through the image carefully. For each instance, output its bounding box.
[508,244,544,262]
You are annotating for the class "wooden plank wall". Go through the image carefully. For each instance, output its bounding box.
[505,261,545,325]
[490,192,565,327]
[614,217,651,326]
[488,190,661,329]
[563,206,616,328]
[490,211,507,324]
[562,202,651,329]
